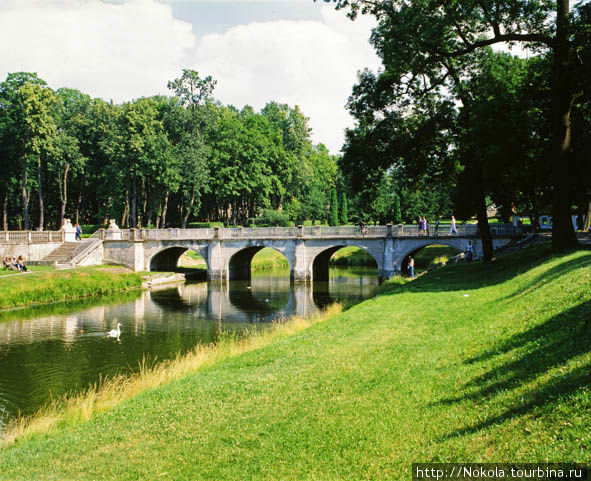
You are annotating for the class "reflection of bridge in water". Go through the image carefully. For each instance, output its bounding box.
[0,277,355,348]
[151,278,318,322]
[101,224,521,282]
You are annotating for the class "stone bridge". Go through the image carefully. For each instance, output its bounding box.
[100,224,520,282]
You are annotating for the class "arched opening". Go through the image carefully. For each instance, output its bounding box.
[177,249,208,279]
[149,247,208,279]
[401,244,463,276]
[149,247,188,272]
[312,245,378,282]
[228,246,290,281]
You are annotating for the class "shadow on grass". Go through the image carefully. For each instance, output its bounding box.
[442,365,589,439]
[497,255,591,302]
[432,300,590,439]
[382,245,589,295]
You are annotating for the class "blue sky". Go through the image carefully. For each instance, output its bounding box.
[1,0,380,152]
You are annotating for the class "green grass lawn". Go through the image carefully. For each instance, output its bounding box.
[0,265,54,277]
[413,245,461,271]
[0,266,142,309]
[0,246,589,480]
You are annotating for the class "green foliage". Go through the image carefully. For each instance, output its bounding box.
[187,222,224,229]
[392,194,402,224]
[339,191,348,224]
[328,188,338,226]
[327,0,591,248]
[253,209,291,227]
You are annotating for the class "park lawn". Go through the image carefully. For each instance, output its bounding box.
[0,265,54,277]
[413,245,461,271]
[0,246,589,480]
[0,266,142,309]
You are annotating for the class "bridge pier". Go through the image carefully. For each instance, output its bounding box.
[207,240,226,280]
[292,239,311,282]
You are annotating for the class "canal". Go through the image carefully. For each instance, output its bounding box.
[0,266,378,430]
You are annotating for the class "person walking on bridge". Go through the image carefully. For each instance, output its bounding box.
[449,215,458,235]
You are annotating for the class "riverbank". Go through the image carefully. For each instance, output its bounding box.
[0,246,589,479]
[0,267,142,310]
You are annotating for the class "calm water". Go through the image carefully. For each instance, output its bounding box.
[0,267,378,428]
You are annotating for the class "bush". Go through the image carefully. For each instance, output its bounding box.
[80,224,104,235]
[187,222,225,229]
[254,209,292,227]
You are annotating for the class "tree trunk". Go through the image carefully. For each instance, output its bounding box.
[161,191,169,228]
[141,177,147,226]
[37,156,44,230]
[121,191,129,228]
[475,190,495,261]
[182,188,195,228]
[60,163,70,229]
[131,165,137,228]
[550,0,578,250]
[584,199,591,232]
[22,152,29,230]
[73,176,84,225]
[2,192,8,231]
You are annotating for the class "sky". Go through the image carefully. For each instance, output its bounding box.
[0,0,382,153]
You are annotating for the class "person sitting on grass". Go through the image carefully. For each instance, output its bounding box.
[3,257,12,270]
[17,256,28,272]
[7,257,19,271]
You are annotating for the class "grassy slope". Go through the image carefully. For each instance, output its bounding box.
[0,246,589,480]
[0,267,142,309]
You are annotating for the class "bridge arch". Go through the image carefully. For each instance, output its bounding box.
[148,245,208,272]
[396,239,471,273]
[310,244,380,282]
[227,246,292,281]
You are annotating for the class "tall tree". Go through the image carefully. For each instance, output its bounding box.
[329,187,339,226]
[339,191,348,224]
[322,0,589,250]
[0,73,50,230]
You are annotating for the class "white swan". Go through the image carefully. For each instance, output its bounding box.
[108,323,122,337]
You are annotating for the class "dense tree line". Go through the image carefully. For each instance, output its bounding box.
[0,70,341,230]
[324,0,591,255]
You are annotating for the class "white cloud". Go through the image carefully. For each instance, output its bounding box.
[0,0,196,102]
[194,6,380,152]
[0,1,380,152]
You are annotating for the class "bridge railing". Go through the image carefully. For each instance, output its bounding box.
[219,227,299,239]
[0,230,65,243]
[98,223,521,241]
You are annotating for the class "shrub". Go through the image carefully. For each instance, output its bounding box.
[254,209,292,227]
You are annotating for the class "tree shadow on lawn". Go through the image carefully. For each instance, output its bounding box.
[386,246,590,295]
[496,255,591,302]
[431,301,590,439]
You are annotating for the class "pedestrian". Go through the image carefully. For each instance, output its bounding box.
[75,223,82,241]
[359,220,367,236]
[408,256,415,278]
[449,215,458,235]
[434,218,440,237]
[465,241,473,263]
